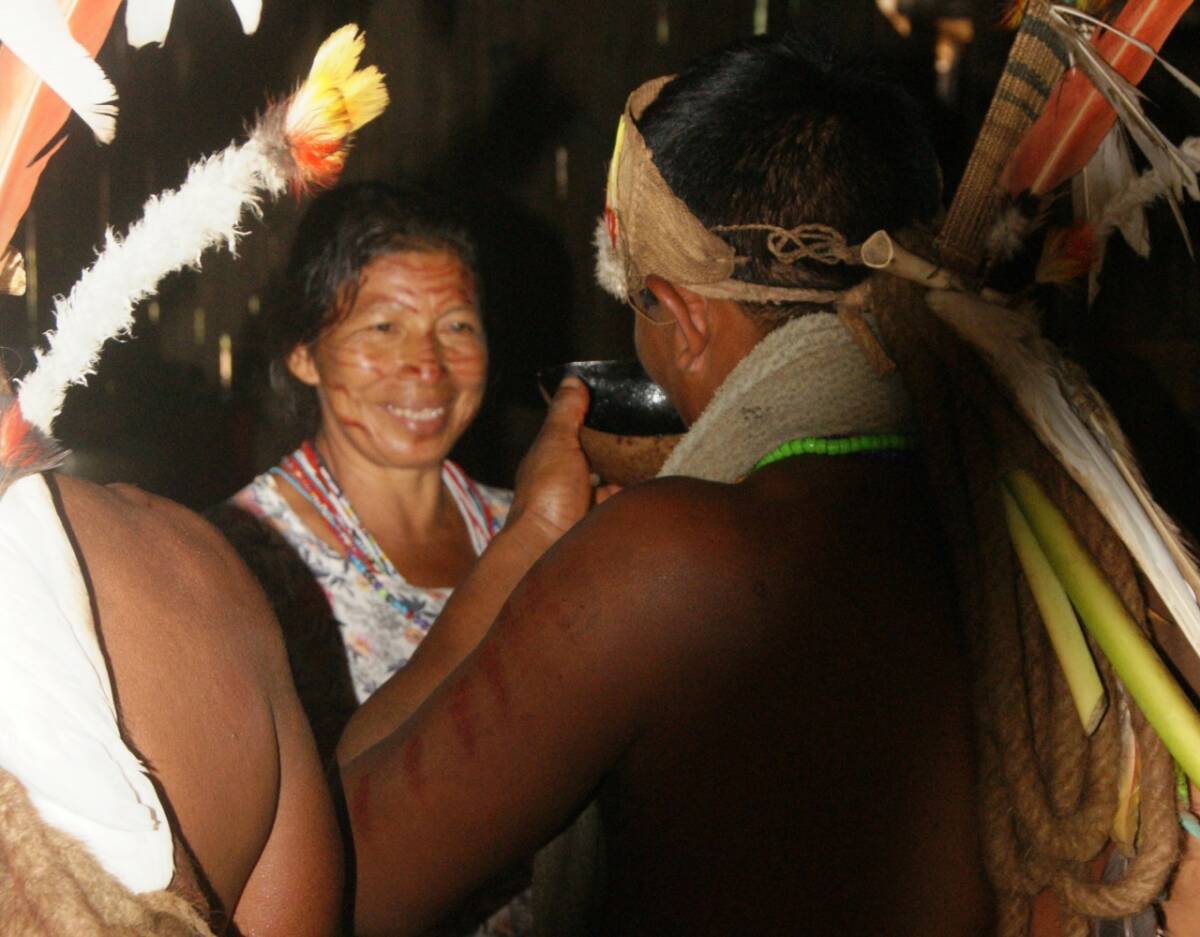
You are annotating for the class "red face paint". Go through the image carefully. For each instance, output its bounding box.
[298,250,488,472]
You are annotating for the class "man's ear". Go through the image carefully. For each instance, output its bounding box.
[645,275,711,373]
[286,344,321,387]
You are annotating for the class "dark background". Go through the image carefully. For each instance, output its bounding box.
[1,0,1197,536]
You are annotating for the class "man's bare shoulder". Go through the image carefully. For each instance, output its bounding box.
[50,473,342,933]
[512,459,949,657]
[54,476,272,618]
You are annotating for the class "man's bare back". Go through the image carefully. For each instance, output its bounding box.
[51,474,342,935]
[340,423,990,935]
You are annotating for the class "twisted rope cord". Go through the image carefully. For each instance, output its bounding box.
[710,222,861,266]
[872,274,1180,937]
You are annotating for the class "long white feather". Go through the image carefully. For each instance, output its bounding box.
[926,288,1200,662]
[16,130,288,433]
[125,0,262,48]
[0,0,117,143]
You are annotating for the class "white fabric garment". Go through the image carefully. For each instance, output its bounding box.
[0,473,173,893]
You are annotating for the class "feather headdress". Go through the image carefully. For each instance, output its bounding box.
[11,23,388,440]
[996,0,1200,287]
[0,0,123,295]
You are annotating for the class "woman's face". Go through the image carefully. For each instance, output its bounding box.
[289,249,487,471]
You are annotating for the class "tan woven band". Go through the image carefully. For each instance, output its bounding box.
[595,76,864,306]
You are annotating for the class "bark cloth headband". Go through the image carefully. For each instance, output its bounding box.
[594,75,867,308]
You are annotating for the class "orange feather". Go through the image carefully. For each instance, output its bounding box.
[1000,0,1193,198]
[0,0,122,255]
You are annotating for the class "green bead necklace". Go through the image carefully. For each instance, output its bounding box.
[753,433,916,471]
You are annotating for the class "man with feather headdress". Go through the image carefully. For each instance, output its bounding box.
[335,35,993,937]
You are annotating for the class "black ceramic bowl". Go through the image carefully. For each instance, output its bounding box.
[536,360,685,485]
[536,360,685,436]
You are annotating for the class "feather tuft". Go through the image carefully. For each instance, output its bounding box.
[283,24,388,194]
[0,394,65,497]
[15,25,389,435]
[1036,221,1097,285]
[593,216,627,300]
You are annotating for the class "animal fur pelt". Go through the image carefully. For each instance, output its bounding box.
[0,765,214,937]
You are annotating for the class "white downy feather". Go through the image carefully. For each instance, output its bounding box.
[1095,135,1200,247]
[1075,124,1147,256]
[0,474,173,892]
[1090,136,1200,300]
[0,0,117,142]
[593,215,627,300]
[125,0,262,48]
[1076,125,1144,302]
[926,288,1200,662]
[1048,5,1200,250]
[16,131,288,434]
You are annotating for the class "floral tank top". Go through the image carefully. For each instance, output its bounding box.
[228,452,512,703]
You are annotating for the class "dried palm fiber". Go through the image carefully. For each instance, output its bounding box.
[0,765,214,937]
[935,0,1066,278]
[872,269,1181,937]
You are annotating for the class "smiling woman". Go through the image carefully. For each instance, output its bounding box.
[208,183,527,935]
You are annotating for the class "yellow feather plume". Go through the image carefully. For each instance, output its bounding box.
[284,24,389,191]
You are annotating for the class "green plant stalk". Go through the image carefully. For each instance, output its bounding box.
[1002,484,1107,734]
[1007,468,1200,786]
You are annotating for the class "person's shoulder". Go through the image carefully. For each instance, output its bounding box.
[579,474,750,557]
[56,475,283,640]
[524,474,758,617]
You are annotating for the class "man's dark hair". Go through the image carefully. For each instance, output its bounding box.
[266,181,479,429]
[638,34,940,319]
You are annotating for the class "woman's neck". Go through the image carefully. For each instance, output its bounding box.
[311,432,452,542]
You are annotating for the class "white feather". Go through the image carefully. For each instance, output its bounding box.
[123,0,174,49]
[926,288,1200,663]
[593,215,627,300]
[125,0,262,48]
[1075,125,1145,252]
[1095,136,1200,249]
[16,128,288,434]
[0,0,117,143]
[228,0,262,35]
[1048,5,1200,251]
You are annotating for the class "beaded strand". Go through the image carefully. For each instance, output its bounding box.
[272,442,415,616]
[753,433,916,471]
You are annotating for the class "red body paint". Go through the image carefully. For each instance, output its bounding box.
[478,642,511,710]
[350,773,372,836]
[401,733,425,795]
[447,677,478,755]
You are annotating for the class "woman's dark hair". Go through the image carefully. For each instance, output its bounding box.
[638,34,941,319]
[265,181,480,428]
